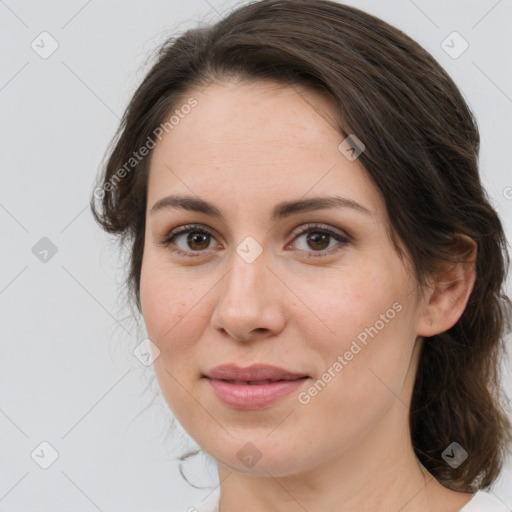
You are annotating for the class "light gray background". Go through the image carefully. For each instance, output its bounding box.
[1,0,512,511]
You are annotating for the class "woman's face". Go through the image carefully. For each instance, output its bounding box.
[140,80,430,477]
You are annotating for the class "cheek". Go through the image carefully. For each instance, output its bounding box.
[300,265,415,415]
[139,257,208,353]
[139,259,210,424]
[299,263,402,352]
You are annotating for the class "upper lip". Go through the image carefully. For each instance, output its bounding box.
[204,364,309,381]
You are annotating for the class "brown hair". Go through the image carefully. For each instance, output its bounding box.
[90,0,512,492]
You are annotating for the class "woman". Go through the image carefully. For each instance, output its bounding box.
[91,1,512,510]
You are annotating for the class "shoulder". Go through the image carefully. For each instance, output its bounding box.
[458,490,510,511]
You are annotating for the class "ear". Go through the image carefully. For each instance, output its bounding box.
[417,234,477,338]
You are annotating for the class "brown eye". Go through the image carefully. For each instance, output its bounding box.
[289,224,351,257]
[186,231,211,251]
[306,231,331,251]
[162,224,220,257]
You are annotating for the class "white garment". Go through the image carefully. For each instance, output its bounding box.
[192,493,219,512]
[189,489,510,512]
[458,490,510,511]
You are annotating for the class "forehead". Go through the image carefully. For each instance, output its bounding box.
[147,79,383,218]
[168,79,341,149]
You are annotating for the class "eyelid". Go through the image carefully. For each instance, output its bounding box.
[164,223,216,241]
[288,222,351,242]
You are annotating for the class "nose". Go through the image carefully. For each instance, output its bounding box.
[210,252,287,342]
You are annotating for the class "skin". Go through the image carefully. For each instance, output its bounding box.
[140,79,477,512]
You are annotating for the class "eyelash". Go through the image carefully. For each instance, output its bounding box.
[160,223,351,259]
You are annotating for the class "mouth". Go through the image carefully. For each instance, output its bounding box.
[218,378,306,385]
[204,363,309,382]
[203,364,310,409]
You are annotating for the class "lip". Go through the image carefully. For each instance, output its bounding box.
[205,363,309,381]
[203,364,310,410]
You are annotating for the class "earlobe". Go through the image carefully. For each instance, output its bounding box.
[417,235,477,338]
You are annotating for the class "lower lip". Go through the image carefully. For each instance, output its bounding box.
[206,377,309,410]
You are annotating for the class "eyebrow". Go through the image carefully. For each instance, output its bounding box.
[150,194,374,221]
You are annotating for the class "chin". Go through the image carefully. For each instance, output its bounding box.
[200,434,312,477]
